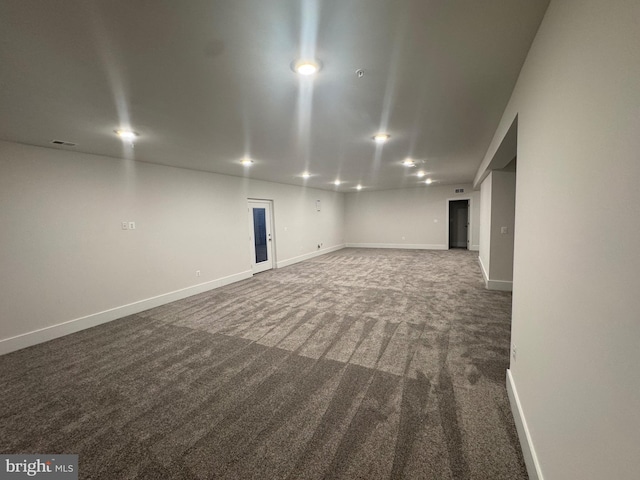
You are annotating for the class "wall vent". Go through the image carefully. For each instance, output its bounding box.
[51,140,77,147]
[455,188,465,193]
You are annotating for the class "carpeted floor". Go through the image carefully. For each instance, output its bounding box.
[0,248,527,479]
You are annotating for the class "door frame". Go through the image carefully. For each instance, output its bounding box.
[446,197,472,250]
[248,198,276,273]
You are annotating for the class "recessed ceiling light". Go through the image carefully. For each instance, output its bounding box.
[425,178,433,184]
[302,172,311,179]
[402,158,416,167]
[416,171,426,177]
[356,185,363,190]
[334,180,341,186]
[293,60,320,76]
[115,130,138,141]
[373,133,390,144]
[240,157,253,166]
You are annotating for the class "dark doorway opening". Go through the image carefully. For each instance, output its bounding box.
[449,200,469,249]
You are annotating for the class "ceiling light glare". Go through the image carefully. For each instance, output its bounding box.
[294,60,319,76]
[417,171,426,178]
[302,172,311,179]
[373,133,390,144]
[116,130,138,141]
[240,157,253,166]
[402,158,416,167]
[356,185,363,190]
[334,180,341,186]
[425,178,433,184]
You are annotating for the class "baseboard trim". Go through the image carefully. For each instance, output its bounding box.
[0,270,253,356]
[470,244,480,251]
[478,256,513,291]
[345,243,448,250]
[507,369,544,480]
[277,244,345,268]
[487,279,513,291]
[478,256,490,285]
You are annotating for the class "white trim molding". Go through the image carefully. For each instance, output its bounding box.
[345,243,448,250]
[478,256,513,291]
[507,369,544,480]
[0,270,252,356]
[276,244,345,268]
[479,256,490,283]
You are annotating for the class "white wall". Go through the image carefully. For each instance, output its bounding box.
[344,184,480,250]
[479,174,492,278]
[489,171,515,281]
[479,171,516,290]
[0,140,345,354]
[476,0,640,478]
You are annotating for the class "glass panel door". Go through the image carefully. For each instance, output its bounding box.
[248,200,274,274]
[253,208,268,263]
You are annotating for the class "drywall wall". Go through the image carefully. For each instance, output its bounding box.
[476,0,640,478]
[0,140,345,353]
[478,171,516,290]
[478,174,492,279]
[344,184,480,250]
[488,171,515,281]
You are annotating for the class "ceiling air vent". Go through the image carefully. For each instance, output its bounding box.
[51,140,77,147]
[455,188,465,193]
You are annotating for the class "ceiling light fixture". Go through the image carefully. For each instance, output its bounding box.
[373,133,390,144]
[416,171,426,178]
[334,180,341,186]
[302,172,311,179]
[402,158,416,167]
[425,178,433,184]
[293,60,320,76]
[240,157,253,166]
[356,185,363,190]
[115,129,138,141]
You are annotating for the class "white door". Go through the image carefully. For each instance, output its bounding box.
[248,200,274,274]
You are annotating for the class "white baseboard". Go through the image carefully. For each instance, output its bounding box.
[487,278,513,291]
[0,270,252,356]
[345,243,448,250]
[478,256,513,291]
[507,369,544,480]
[277,244,345,268]
[470,244,480,251]
[478,256,490,285]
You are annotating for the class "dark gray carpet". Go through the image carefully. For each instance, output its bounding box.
[0,248,527,479]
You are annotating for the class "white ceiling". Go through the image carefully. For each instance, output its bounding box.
[0,0,549,191]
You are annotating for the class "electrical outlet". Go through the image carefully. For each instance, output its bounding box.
[121,222,128,230]
[511,344,517,361]
[129,221,136,230]
[195,270,201,277]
